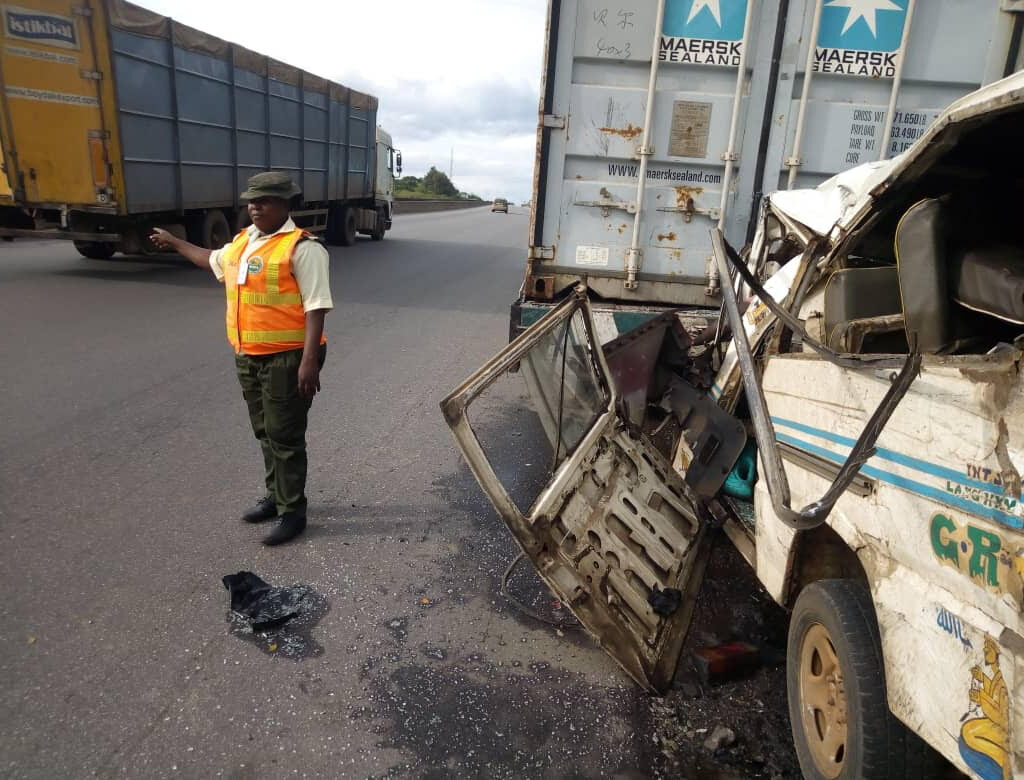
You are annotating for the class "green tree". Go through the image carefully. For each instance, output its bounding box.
[396,175,422,191]
[422,166,458,197]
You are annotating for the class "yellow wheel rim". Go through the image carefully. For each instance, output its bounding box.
[799,623,848,778]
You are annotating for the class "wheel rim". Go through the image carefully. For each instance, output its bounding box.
[798,623,848,778]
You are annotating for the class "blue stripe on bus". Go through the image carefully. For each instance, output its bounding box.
[771,416,1002,494]
[773,430,1022,530]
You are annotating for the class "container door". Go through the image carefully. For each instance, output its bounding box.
[440,289,709,693]
[529,0,788,307]
[0,0,111,207]
[763,0,1023,194]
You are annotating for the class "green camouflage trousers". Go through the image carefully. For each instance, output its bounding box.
[234,344,326,516]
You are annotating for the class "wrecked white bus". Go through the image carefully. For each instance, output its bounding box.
[443,71,1024,778]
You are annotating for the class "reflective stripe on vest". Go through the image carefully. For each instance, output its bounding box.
[221,226,325,355]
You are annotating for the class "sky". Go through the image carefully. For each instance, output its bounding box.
[137,0,547,202]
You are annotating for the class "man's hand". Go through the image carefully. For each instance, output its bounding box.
[150,227,179,251]
[149,228,213,269]
[298,357,321,398]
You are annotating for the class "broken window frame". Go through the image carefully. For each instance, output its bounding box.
[710,227,922,531]
[440,286,617,527]
[441,284,711,693]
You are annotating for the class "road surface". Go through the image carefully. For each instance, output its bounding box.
[0,207,797,778]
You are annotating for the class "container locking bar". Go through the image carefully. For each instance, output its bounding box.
[625,0,667,291]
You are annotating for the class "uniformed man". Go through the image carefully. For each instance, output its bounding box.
[151,172,331,545]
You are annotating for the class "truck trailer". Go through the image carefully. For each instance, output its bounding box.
[0,0,401,258]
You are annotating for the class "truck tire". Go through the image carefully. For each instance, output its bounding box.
[74,240,116,260]
[235,208,251,232]
[371,209,385,241]
[325,206,356,246]
[201,210,231,250]
[339,207,357,246]
[787,580,942,779]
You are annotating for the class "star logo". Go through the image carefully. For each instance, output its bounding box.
[687,0,722,27]
[825,0,903,37]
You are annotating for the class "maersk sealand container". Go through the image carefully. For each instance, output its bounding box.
[514,0,1024,341]
[0,0,402,258]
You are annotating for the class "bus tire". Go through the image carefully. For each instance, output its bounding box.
[787,579,939,779]
[74,240,116,260]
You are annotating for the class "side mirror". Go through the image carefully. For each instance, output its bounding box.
[395,151,402,176]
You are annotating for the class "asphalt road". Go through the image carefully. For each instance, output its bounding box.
[0,206,798,779]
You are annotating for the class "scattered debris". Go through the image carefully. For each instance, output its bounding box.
[647,585,683,616]
[222,571,311,630]
[692,642,761,684]
[223,571,328,659]
[703,725,736,752]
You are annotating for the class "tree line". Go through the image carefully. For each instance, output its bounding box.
[395,166,482,201]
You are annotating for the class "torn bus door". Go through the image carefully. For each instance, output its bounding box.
[441,286,709,693]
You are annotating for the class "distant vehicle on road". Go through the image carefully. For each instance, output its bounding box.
[0,0,402,258]
[491,199,509,213]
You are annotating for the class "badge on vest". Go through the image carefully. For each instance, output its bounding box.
[236,255,264,285]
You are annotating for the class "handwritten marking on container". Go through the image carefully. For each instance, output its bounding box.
[936,607,973,650]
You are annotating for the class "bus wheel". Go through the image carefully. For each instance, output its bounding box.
[788,580,937,779]
[74,240,116,260]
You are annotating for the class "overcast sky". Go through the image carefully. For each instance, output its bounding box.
[137,0,547,202]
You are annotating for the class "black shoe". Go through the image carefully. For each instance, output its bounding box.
[242,495,277,524]
[262,513,306,546]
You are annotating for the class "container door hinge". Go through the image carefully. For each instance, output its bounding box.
[80,70,102,81]
[1000,0,1024,12]
[542,114,565,129]
[72,5,92,16]
[529,245,555,260]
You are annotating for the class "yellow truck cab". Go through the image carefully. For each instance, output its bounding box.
[0,0,398,256]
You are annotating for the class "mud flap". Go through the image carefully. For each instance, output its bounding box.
[441,287,710,693]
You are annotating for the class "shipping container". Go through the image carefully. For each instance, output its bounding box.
[0,0,401,257]
[517,0,1024,335]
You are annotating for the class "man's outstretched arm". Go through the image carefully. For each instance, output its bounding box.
[150,228,212,269]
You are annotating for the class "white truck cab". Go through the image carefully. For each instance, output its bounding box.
[443,71,1024,779]
[375,127,401,235]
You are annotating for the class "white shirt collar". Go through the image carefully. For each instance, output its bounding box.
[247,217,296,240]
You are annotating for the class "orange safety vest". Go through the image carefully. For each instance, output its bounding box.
[221,227,326,355]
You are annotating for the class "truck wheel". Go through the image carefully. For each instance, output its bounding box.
[371,210,385,241]
[787,580,938,779]
[340,208,357,246]
[74,240,116,260]
[235,208,251,232]
[325,206,356,246]
[201,210,231,250]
